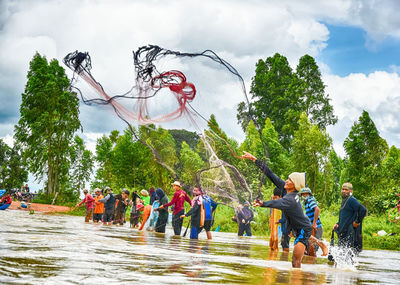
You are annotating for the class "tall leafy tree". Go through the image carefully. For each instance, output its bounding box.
[14,53,80,194]
[238,53,294,148]
[292,55,337,129]
[343,110,388,205]
[237,53,336,150]
[291,113,333,205]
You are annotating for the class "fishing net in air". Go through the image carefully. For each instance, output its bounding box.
[64,45,257,209]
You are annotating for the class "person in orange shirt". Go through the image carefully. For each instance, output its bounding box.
[93,188,104,223]
[138,204,152,230]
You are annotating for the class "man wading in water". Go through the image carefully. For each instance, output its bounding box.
[158,181,191,236]
[333,182,366,255]
[242,151,328,268]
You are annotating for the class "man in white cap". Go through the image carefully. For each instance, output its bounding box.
[242,151,328,268]
[333,182,366,255]
[159,181,191,235]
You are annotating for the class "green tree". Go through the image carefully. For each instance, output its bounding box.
[4,143,28,190]
[200,114,239,167]
[69,135,94,191]
[237,53,336,150]
[292,55,337,129]
[169,129,200,155]
[93,134,115,188]
[14,53,80,195]
[291,113,333,205]
[327,149,343,206]
[0,139,10,188]
[238,53,294,148]
[179,141,205,186]
[343,110,388,206]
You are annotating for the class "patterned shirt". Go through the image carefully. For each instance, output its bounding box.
[304,196,322,227]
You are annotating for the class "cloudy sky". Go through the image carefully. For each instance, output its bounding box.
[1,0,400,190]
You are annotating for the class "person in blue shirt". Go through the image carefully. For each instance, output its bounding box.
[300,187,323,255]
[202,193,218,239]
[333,182,367,255]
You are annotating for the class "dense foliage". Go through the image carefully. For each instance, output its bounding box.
[14,53,93,199]
[0,139,28,189]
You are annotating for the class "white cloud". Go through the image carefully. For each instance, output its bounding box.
[1,0,400,162]
[324,70,400,155]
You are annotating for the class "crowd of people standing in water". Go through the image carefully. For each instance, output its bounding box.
[75,181,219,240]
[74,151,366,268]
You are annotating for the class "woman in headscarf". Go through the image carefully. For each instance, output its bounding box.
[149,187,156,205]
[155,188,169,233]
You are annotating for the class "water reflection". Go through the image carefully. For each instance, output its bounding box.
[1,210,400,284]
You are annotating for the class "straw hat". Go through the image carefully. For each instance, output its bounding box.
[171,181,182,187]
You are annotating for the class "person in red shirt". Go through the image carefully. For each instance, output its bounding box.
[159,181,191,235]
[0,193,12,210]
[75,189,95,222]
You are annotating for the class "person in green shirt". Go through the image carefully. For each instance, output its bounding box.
[140,189,150,206]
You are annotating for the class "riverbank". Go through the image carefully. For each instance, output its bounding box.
[9,201,71,213]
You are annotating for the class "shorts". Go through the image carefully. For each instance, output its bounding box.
[294,228,311,247]
[203,220,212,232]
[103,209,114,223]
[93,213,103,221]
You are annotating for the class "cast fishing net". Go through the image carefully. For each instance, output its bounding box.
[64,45,261,209]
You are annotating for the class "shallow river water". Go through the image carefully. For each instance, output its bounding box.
[1,210,399,284]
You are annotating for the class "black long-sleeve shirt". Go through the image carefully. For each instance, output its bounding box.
[185,201,201,227]
[255,159,311,232]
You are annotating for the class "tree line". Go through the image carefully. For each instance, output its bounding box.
[8,52,399,214]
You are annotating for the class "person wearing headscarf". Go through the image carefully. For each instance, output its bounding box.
[114,189,130,225]
[237,201,254,236]
[129,191,141,228]
[149,187,156,205]
[98,187,115,226]
[155,188,169,233]
[242,151,328,268]
[333,182,367,255]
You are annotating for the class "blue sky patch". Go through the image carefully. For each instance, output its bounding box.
[319,24,400,76]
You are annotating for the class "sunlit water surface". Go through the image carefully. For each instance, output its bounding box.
[1,210,399,284]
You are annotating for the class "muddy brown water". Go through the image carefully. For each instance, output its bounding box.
[1,210,399,284]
